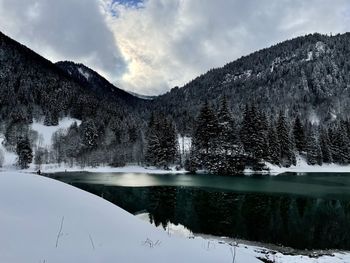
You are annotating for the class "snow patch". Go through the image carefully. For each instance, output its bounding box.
[178,135,192,155]
[266,156,350,175]
[0,137,17,168]
[23,163,188,174]
[306,51,313,61]
[222,70,252,84]
[78,67,90,80]
[308,112,320,125]
[31,117,81,148]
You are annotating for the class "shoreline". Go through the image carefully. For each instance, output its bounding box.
[1,162,350,176]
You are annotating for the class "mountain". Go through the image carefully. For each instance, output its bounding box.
[155,33,350,133]
[0,30,146,167]
[0,31,142,127]
[56,61,144,106]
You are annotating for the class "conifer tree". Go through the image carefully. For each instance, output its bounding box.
[217,96,234,154]
[193,101,219,155]
[267,120,281,165]
[306,130,322,165]
[319,128,332,163]
[145,114,178,168]
[329,123,350,164]
[16,136,33,169]
[80,119,99,150]
[240,104,268,160]
[277,111,295,167]
[293,116,306,153]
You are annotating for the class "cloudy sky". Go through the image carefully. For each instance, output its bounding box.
[0,0,349,95]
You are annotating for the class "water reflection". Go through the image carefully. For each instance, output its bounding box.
[57,180,350,250]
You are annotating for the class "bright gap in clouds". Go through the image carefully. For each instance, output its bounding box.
[104,0,350,95]
[1,0,350,95]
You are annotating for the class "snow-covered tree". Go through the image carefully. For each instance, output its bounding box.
[293,116,306,153]
[277,111,295,167]
[16,137,33,169]
[306,130,322,165]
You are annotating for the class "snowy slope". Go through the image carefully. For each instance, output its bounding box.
[0,172,349,262]
[31,117,81,147]
[0,172,258,263]
[0,137,17,167]
[265,156,350,175]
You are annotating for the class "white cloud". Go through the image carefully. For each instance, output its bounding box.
[1,0,350,95]
[105,0,350,95]
[0,0,126,80]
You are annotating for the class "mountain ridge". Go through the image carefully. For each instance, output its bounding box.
[154,32,350,133]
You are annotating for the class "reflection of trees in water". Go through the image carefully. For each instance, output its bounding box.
[148,187,177,229]
[69,183,350,250]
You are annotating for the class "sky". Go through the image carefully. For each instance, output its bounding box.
[0,0,349,95]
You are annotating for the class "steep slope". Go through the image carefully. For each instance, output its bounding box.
[155,33,350,132]
[0,31,93,124]
[0,31,142,127]
[56,61,144,106]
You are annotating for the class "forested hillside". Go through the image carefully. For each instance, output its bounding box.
[155,33,350,133]
[2,30,350,174]
[0,31,146,169]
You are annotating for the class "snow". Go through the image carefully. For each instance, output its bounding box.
[305,51,313,61]
[0,137,17,167]
[0,171,349,263]
[308,111,320,125]
[265,156,350,175]
[178,135,192,155]
[0,172,259,263]
[136,212,194,238]
[31,117,81,147]
[78,67,90,80]
[315,41,326,53]
[24,163,188,174]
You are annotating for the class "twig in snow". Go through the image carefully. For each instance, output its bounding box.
[89,234,95,250]
[142,238,161,248]
[229,241,238,263]
[55,216,65,248]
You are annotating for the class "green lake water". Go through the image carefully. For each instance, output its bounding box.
[49,172,350,250]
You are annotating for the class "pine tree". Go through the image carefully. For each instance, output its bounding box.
[306,130,322,165]
[267,120,281,165]
[329,122,350,164]
[293,116,306,153]
[277,111,295,167]
[80,119,99,150]
[240,104,254,154]
[16,136,33,169]
[145,114,178,168]
[193,101,219,155]
[240,104,267,159]
[217,96,233,154]
[319,128,332,163]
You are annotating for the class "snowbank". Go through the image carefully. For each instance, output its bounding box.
[0,172,259,263]
[0,137,17,167]
[265,156,350,175]
[24,163,188,174]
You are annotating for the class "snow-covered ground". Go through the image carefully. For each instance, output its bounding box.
[0,171,349,263]
[265,156,350,175]
[23,163,188,174]
[31,117,81,147]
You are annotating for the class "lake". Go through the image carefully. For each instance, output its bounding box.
[48,172,350,250]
